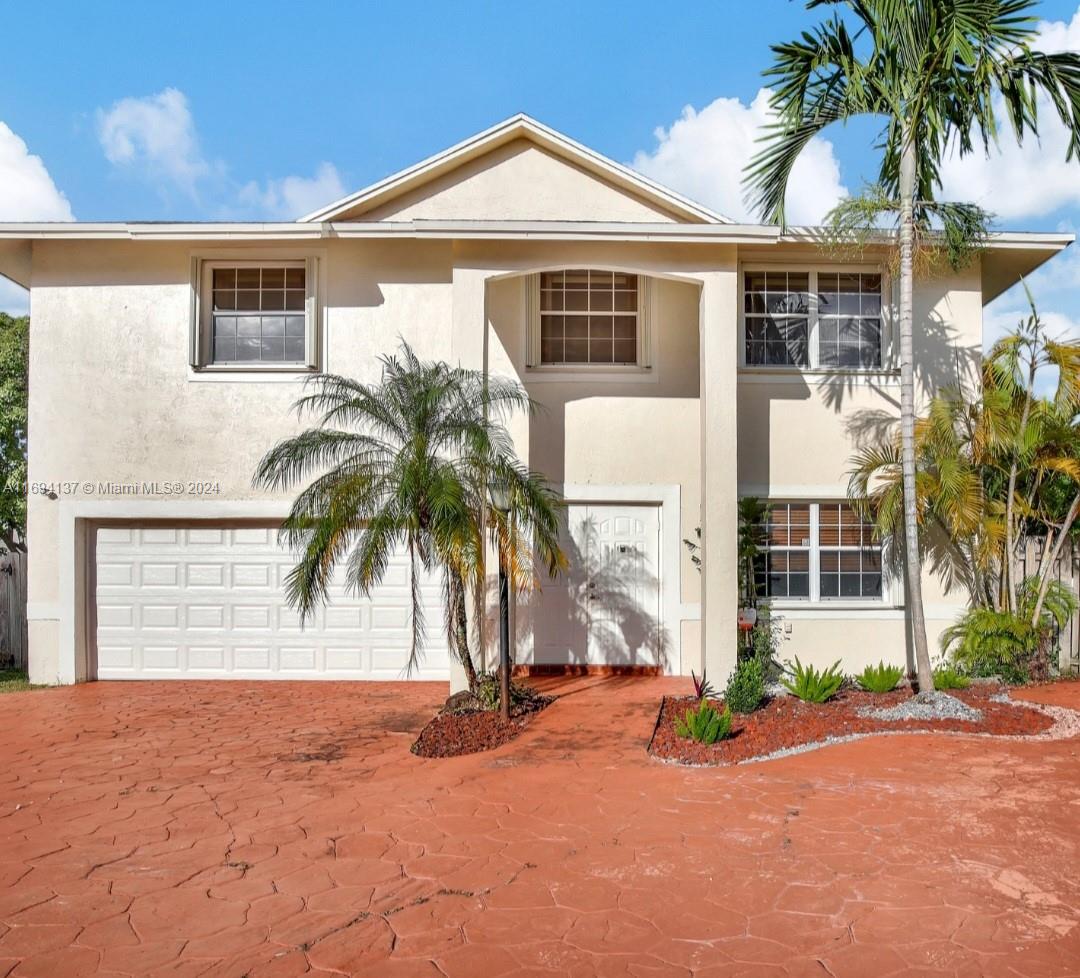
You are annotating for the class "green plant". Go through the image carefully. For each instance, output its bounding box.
[941,608,1037,684]
[781,657,845,704]
[738,497,771,607]
[932,665,971,690]
[725,657,766,714]
[747,605,782,669]
[855,661,904,694]
[674,698,732,745]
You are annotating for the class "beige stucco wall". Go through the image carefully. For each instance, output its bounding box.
[736,255,983,674]
[25,227,984,685]
[359,140,684,223]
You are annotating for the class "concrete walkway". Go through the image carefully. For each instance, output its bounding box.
[1,675,1079,977]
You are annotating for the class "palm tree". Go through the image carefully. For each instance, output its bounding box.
[253,340,564,688]
[849,298,1080,651]
[746,0,1080,691]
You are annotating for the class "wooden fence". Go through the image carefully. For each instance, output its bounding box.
[1015,537,1080,676]
[0,552,27,671]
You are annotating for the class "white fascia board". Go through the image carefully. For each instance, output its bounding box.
[0,219,778,244]
[0,223,326,240]
[780,225,1075,251]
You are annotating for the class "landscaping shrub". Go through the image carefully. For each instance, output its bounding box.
[782,657,845,703]
[674,698,732,744]
[855,660,904,693]
[691,669,716,700]
[725,656,766,714]
[941,608,1037,684]
[932,665,971,690]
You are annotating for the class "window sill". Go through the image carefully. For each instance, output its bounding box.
[738,367,900,385]
[768,600,901,612]
[524,364,655,384]
[188,364,319,383]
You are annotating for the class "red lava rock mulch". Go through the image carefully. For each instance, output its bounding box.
[649,682,1055,766]
[411,689,553,757]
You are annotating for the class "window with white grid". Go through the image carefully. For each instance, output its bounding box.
[539,270,638,365]
[754,503,811,599]
[817,503,883,599]
[755,501,884,603]
[742,268,885,370]
[210,265,307,364]
[817,272,883,368]
[744,271,810,367]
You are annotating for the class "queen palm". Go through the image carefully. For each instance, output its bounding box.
[746,0,1080,691]
[253,341,564,687]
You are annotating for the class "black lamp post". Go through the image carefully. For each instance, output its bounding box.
[488,480,512,722]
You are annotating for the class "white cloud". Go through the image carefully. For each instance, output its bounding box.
[97,88,211,198]
[631,89,848,225]
[0,122,73,222]
[0,121,73,313]
[938,7,1080,221]
[96,87,345,219]
[237,163,345,220]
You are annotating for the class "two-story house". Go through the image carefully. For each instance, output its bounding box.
[0,115,1069,688]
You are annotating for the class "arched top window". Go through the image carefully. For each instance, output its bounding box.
[526,269,650,369]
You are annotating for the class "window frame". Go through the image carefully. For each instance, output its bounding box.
[191,257,321,373]
[525,270,652,373]
[755,499,892,607]
[738,264,892,374]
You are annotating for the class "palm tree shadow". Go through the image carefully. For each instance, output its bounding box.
[507,512,670,672]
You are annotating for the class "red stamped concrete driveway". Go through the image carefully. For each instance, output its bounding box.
[2,677,1080,978]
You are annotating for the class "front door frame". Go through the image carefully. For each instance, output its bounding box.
[526,483,691,676]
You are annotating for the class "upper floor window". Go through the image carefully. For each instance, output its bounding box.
[193,259,318,371]
[528,270,649,368]
[754,501,884,603]
[743,268,884,370]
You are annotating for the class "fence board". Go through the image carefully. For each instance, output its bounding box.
[0,552,27,671]
[1015,538,1080,676]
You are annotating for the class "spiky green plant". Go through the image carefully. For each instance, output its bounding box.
[675,699,733,745]
[855,660,904,694]
[932,665,971,690]
[782,657,845,703]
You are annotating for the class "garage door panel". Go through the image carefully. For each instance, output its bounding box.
[95,523,450,681]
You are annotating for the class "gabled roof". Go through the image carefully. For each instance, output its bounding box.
[298,113,731,225]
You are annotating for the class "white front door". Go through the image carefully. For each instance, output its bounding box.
[531,503,664,670]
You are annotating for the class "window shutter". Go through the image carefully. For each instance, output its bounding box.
[189,257,203,368]
[638,275,651,367]
[305,256,320,370]
[525,273,540,367]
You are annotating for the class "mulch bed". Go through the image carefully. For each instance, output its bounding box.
[649,682,1055,766]
[411,689,553,758]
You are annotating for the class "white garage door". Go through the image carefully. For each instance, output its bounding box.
[94,524,450,680]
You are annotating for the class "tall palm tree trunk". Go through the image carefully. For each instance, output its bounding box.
[898,134,934,692]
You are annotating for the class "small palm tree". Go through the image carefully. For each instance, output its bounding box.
[746,0,1080,691]
[253,340,564,686]
[849,296,1080,633]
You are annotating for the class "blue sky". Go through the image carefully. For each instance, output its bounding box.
[3,0,1080,341]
